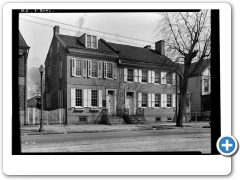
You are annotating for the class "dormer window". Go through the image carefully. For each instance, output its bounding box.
[86,35,98,49]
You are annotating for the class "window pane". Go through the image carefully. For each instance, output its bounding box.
[142,94,147,107]
[76,60,82,76]
[166,73,172,84]
[92,61,98,78]
[107,63,113,78]
[87,35,91,47]
[142,70,148,82]
[155,94,160,107]
[91,90,98,107]
[76,89,82,106]
[92,36,97,48]
[204,79,209,92]
[155,72,160,83]
[127,69,133,81]
[167,94,172,107]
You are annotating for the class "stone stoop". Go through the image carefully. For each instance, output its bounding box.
[108,116,125,125]
[129,116,147,124]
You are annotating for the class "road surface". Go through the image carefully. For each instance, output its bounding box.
[21,128,211,153]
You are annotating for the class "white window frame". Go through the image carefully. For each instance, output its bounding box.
[155,94,161,108]
[106,62,113,79]
[142,69,148,83]
[75,59,83,77]
[91,61,98,78]
[141,93,148,108]
[91,89,98,107]
[154,71,161,84]
[166,94,172,108]
[85,34,98,49]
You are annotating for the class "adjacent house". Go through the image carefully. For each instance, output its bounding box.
[27,95,41,109]
[19,31,30,125]
[187,59,211,120]
[44,25,178,124]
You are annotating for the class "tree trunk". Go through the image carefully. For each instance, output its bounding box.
[176,58,192,127]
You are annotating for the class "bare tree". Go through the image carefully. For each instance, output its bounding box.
[156,10,211,127]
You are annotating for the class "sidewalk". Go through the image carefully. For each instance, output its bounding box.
[21,121,210,136]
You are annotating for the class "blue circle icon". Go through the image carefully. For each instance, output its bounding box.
[217,136,238,156]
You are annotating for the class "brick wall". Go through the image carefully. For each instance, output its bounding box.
[18,56,25,77]
[19,85,25,110]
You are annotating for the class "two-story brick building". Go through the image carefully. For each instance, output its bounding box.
[44,26,178,124]
[19,31,30,125]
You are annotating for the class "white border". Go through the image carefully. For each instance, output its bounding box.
[3,3,232,175]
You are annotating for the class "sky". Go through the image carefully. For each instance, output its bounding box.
[19,12,163,95]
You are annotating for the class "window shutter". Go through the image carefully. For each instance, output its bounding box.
[103,62,107,78]
[147,70,151,83]
[98,61,102,78]
[172,73,176,85]
[172,94,176,108]
[138,93,142,107]
[71,58,76,77]
[138,69,142,83]
[151,93,155,108]
[83,60,87,77]
[98,90,102,107]
[148,93,151,108]
[87,89,92,107]
[151,71,155,83]
[88,60,92,77]
[71,89,75,107]
[83,89,88,107]
[161,94,166,108]
[124,68,127,82]
[134,69,138,82]
[113,63,117,79]
[161,72,167,84]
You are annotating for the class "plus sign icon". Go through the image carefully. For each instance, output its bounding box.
[217,136,238,156]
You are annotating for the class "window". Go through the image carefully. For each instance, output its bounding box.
[92,61,98,78]
[86,35,97,49]
[126,92,134,97]
[76,89,83,107]
[79,117,87,122]
[87,35,91,48]
[92,36,97,48]
[156,117,161,122]
[107,63,113,78]
[142,70,148,83]
[166,73,172,84]
[142,93,147,107]
[91,90,98,107]
[155,94,160,107]
[59,60,62,79]
[76,59,82,76]
[204,79,209,92]
[127,69,134,82]
[167,94,172,107]
[155,71,160,83]
[57,41,59,53]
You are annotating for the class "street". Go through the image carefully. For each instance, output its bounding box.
[21,128,211,153]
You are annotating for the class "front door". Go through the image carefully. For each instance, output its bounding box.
[126,92,134,115]
[106,90,115,115]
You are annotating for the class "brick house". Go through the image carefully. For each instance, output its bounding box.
[19,31,30,125]
[186,59,211,120]
[44,26,178,124]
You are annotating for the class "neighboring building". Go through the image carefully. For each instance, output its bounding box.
[44,25,178,124]
[27,96,41,109]
[19,31,30,125]
[187,59,211,120]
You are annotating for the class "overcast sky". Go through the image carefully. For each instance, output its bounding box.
[19,12,164,93]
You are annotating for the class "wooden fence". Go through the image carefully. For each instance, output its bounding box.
[26,108,65,125]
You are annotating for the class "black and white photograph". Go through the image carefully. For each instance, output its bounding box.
[4,1,238,176]
[16,9,215,154]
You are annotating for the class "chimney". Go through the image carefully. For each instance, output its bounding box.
[155,40,165,55]
[144,45,151,49]
[53,25,59,35]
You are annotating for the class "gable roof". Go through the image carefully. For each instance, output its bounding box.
[19,31,30,48]
[103,41,174,66]
[56,33,175,67]
[179,59,210,77]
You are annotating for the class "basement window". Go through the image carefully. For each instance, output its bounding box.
[167,117,172,121]
[79,117,87,122]
[156,117,161,122]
